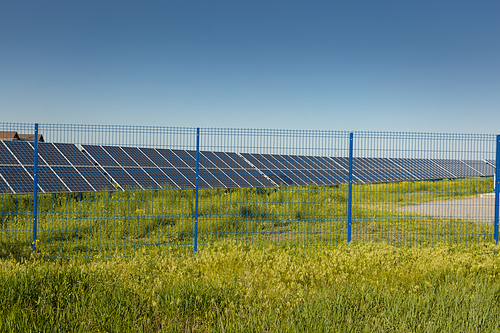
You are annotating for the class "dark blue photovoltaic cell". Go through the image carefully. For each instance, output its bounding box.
[174,150,197,168]
[156,149,191,168]
[37,166,70,192]
[240,169,274,187]
[75,166,114,190]
[431,159,482,178]
[2,141,38,166]
[198,151,220,169]
[221,169,252,187]
[198,169,223,188]
[215,152,243,169]
[0,141,20,165]
[51,166,94,192]
[103,167,140,189]
[37,142,70,166]
[300,169,327,185]
[207,168,239,188]
[142,168,179,189]
[241,153,273,170]
[102,146,138,167]
[263,170,295,186]
[53,143,94,166]
[139,148,174,168]
[161,168,197,189]
[123,167,159,189]
[270,155,294,169]
[461,160,495,176]
[121,146,156,168]
[0,175,12,193]
[351,158,413,184]
[82,145,119,167]
[0,165,34,193]
[391,158,454,181]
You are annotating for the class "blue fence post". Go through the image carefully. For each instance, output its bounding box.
[347,132,353,243]
[32,123,39,252]
[494,135,500,245]
[194,128,200,254]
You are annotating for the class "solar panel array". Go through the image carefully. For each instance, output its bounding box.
[0,140,495,194]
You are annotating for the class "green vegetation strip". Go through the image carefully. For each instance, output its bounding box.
[1,241,500,332]
[1,177,494,256]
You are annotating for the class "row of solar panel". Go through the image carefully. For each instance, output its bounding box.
[0,140,495,194]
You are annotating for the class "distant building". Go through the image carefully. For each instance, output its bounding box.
[0,131,44,142]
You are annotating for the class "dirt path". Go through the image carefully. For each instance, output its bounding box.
[397,193,497,223]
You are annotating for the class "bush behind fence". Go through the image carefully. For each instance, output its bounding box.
[0,123,499,257]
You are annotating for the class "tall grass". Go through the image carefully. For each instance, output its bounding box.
[1,242,500,332]
[0,177,494,257]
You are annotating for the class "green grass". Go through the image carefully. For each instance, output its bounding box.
[1,241,500,332]
[0,177,495,257]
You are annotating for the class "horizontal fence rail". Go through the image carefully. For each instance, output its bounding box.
[0,123,499,257]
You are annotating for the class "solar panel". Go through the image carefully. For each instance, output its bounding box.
[121,146,157,168]
[82,145,119,167]
[0,141,21,165]
[53,143,94,166]
[101,146,138,167]
[36,142,71,166]
[102,167,141,189]
[162,168,197,189]
[142,168,180,189]
[461,160,495,177]
[173,150,197,168]
[2,141,38,166]
[138,148,175,168]
[0,174,12,193]
[37,166,70,192]
[122,167,160,189]
[156,149,191,168]
[0,165,36,194]
[1,138,495,194]
[391,158,454,181]
[431,159,482,178]
[74,166,114,191]
[50,166,95,192]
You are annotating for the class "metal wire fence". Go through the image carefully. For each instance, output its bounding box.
[0,123,499,257]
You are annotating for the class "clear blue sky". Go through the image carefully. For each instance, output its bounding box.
[1,1,499,133]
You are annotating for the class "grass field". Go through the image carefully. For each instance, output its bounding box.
[1,242,500,332]
[0,176,496,258]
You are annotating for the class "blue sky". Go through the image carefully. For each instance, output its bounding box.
[1,1,499,133]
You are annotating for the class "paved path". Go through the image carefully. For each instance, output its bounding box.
[397,193,496,223]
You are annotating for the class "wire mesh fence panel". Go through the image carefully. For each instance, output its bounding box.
[351,132,496,246]
[195,128,351,251]
[0,123,498,257]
